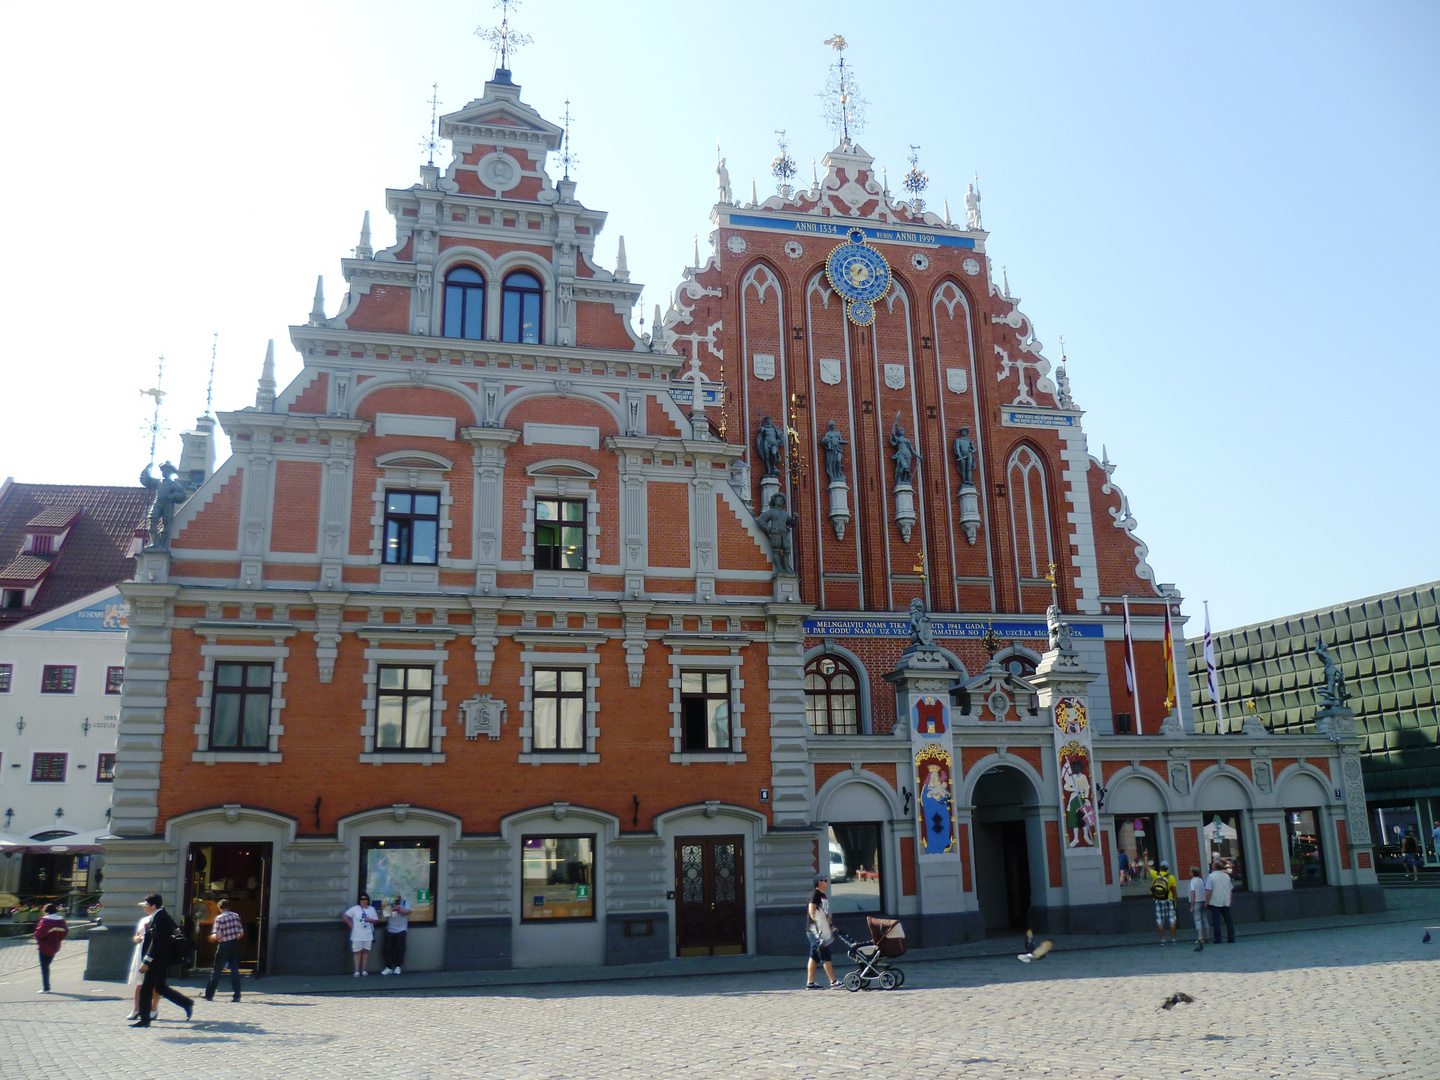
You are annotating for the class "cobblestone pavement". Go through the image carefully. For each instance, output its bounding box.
[3,901,1438,1080]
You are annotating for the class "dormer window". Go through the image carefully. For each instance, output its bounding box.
[501,270,542,344]
[27,534,53,556]
[442,266,486,340]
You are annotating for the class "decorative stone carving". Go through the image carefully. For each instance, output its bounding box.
[908,598,934,649]
[1253,759,1273,793]
[883,363,906,390]
[1169,760,1191,795]
[946,368,967,394]
[461,695,507,740]
[819,357,842,385]
[752,354,776,381]
[223,803,241,823]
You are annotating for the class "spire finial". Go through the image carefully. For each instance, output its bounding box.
[421,83,442,166]
[309,276,326,326]
[750,177,758,206]
[355,211,373,259]
[559,98,578,180]
[256,340,276,412]
[693,234,700,267]
[771,130,796,197]
[615,236,629,281]
[477,0,533,76]
[902,145,928,214]
[140,355,167,467]
[822,34,866,145]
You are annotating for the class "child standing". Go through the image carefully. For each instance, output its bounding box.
[1188,866,1210,951]
[33,903,69,993]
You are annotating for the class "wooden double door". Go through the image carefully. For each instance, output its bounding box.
[674,836,746,956]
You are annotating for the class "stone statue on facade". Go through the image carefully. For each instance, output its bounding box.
[908,597,934,648]
[1313,637,1350,710]
[1046,600,1072,652]
[717,156,733,205]
[889,416,919,486]
[820,420,848,483]
[756,493,796,574]
[964,180,982,231]
[952,427,977,487]
[139,461,187,552]
[755,414,784,478]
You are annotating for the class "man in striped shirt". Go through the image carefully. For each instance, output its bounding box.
[203,899,245,1002]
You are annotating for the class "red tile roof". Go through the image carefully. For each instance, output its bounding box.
[0,482,152,628]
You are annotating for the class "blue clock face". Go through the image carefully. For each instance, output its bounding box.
[825,229,892,305]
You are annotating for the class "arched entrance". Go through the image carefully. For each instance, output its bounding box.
[971,765,1043,933]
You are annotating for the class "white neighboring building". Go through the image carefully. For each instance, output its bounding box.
[0,480,153,898]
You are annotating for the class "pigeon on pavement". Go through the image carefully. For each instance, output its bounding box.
[1159,992,1197,1011]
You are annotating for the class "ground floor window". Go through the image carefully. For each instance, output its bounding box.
[521,835,594,921]
[1115,814,1161,897]
[1203,811,1248,891]
[360,837,438,925]
[828,823,883,913]
[1285,808,1325,886]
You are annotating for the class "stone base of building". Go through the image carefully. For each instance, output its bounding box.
[605,912,669,966]
[446,916,514,970]
[271,921,358,976]
[1029,884,1387,936]
[756,905,805,955]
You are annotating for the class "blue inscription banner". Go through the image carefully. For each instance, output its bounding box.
[804,617,1103,640]
[724,214,977,250]
[667,385,724,406]
[1003,410,1076,429]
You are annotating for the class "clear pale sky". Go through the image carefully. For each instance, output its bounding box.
[1,1,1434,632]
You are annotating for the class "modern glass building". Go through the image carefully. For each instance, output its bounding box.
[1186,583,1440,865]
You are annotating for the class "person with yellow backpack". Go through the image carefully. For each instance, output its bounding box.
[1148,860,1179,945]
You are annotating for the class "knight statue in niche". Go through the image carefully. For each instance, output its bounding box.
[139,461,187,552]
[756,493,797,575]
[889,416,919,486]
[820,420,849,484]
[952,427,977,487]
[755,414,784,478]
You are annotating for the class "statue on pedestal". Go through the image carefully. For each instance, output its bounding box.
[139,461,187,552]
[907,597,934,648]
[952,427,977,487]
[820,420,848,483]
[756,493,796,574]
[1313,637,1350,710]
[755,415,784,478]
[889,415,919,486]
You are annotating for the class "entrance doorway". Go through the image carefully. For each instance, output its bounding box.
[182,842,272,974]
[971,766,1040,933]
[674,836,745,956]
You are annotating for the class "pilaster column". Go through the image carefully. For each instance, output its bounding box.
[461,425,520,596]
[765,603,815,827]
[111,582,180,837]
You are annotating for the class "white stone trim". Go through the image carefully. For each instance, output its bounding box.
[191,642,291,765]
[358,643,450,764]
[517,649,601,764]
[519,476,600,578]
[667,651,747,764]
[367,469,455,586]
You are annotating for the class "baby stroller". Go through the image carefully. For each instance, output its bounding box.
[834,916,907,991]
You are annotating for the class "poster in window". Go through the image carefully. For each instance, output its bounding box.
[521,836,594,920]
[362,839,437,924]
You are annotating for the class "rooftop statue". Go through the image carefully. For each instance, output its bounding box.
[139,461,187,552]
[1313,637,1350,710]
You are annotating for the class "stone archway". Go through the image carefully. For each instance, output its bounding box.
[970,764,1044,932]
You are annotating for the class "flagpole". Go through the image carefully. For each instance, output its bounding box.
[1123,595,1143,736]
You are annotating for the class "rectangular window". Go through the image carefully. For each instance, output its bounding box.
[1202,810,1248,891]
[41,665,76,693]
[0,664,10,692]
[32,753,67,782]
[376,666,433,750]
[533,499,586,571]
[105,666,125,695]
[828,823,883,913]
[209,662,274,750]
[383,491,440,565]
[96,753,117,782]
[2,589,25,608]
[681,671,731,752]
[521,835,594,921]
[1286,808,1325,887]
[532,668,585,751]
[1115,814,1161,897]
[30,534,53,555]
[360,837,439,926]
[1114,712,1133,734]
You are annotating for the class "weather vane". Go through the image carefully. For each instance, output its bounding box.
[140,355,167,467]
[420,83,443,166]
[902,145,928,213]
[205,333,217,416]
[559,98,578,180]
[771,130,796,196]
[476,0,533,72]
[821,34,866,145]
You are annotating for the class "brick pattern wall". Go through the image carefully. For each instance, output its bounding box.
[1044,820,1063,887]
[269,461,322,553]
[1337,819,1351,870]
[171,470,243,551]
[1173,824,1201,878]
[1258,822,1286,876]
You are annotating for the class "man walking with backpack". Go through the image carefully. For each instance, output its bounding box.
[1149,860,1179,945]
[131,894,194,1027]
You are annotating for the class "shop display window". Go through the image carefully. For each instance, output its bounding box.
[521,835,594,921]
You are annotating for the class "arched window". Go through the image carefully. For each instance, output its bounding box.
[442,266,486,340]
[501,270,543,344]
[805,655,860,735]
[1006,445,1054,604]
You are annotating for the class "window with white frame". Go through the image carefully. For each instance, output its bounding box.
[360,636,451,763]
[375,665,435,751]
[192,634,293,764]
[208,662,275,751]
[383,491,441,565]
[531,668,586,751]
[518,646,600,763]
[667,655,747,762]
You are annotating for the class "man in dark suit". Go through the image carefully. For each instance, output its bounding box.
[131,893,194,1027]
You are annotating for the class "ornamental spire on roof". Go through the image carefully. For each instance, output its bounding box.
[476,0,533,79]
[821,34,866,147]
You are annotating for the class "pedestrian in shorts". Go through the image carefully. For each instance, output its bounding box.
[1148,860,1179,945]
[804,874,842,989]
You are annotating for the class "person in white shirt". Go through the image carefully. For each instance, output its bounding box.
[1187,866,1210,952]
[342,893,381,976]
[380,895,412,975]
[1204,860,1235,944]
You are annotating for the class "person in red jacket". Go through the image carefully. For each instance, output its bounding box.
[33,903,69,993]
